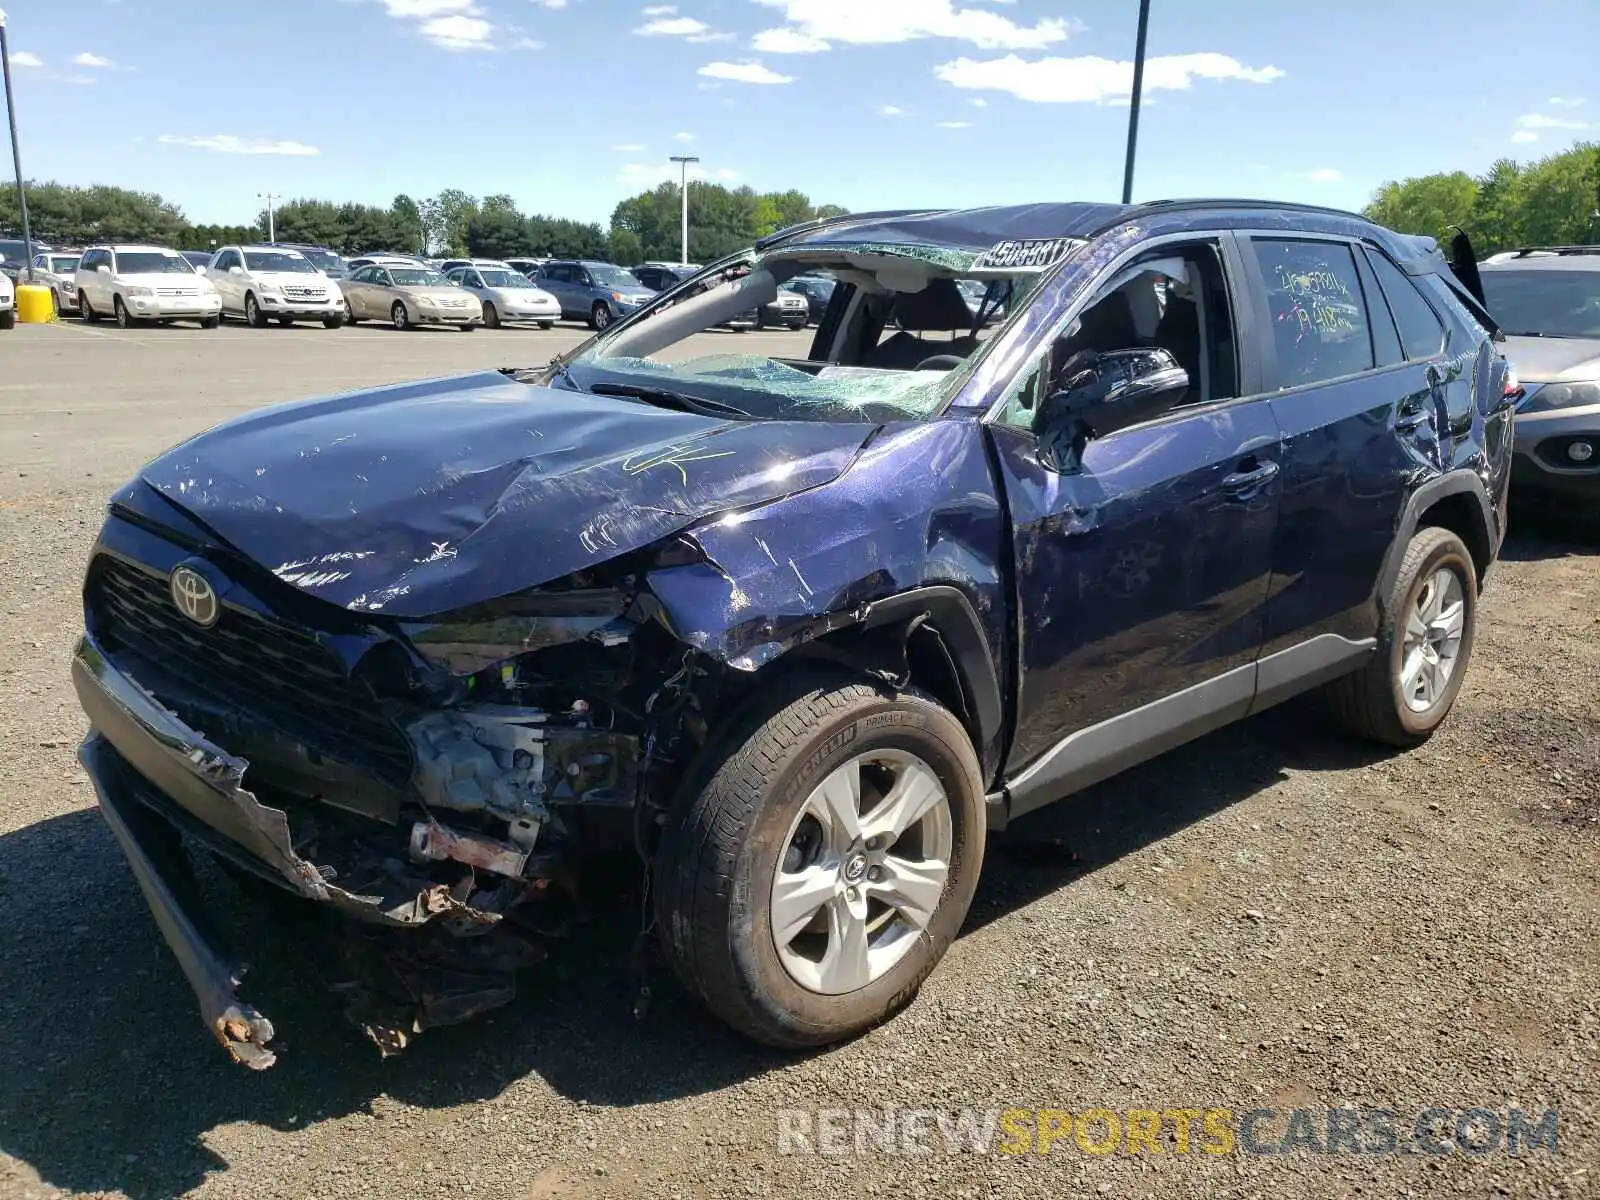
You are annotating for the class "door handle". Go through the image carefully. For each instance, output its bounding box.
[1395,408,1431,432]
[1222,459,1280,495]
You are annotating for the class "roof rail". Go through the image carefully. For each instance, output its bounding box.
[1504,244,1600,257]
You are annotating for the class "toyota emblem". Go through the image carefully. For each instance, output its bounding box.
[170,565,220,627]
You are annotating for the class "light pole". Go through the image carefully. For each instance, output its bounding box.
[1120,0,1152,205]
[669,155,698,265]
[258,191,278,242]
[0,8,36,282]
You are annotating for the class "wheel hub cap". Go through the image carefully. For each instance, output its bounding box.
[770,748,953,996]
[1399,567,1465,713]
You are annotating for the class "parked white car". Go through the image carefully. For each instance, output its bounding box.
[75,245,223,328]
[445,260,560,329]
[206,245,345,328]
[0,271,13,330]
[30,250,83,316]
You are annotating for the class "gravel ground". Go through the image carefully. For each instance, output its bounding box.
[0,320,1596,1200]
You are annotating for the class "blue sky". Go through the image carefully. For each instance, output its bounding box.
[2,0,1595,226]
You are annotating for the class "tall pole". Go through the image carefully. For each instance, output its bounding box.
[1120,0,1152,205]
[258,191,278,242]
[669,155,698,264]
[0,10,36,282]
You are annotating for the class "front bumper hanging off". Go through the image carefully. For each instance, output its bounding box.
[71,634,538,1068]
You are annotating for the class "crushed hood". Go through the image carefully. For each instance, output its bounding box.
[1502,335,1600,382]
[139,371,874,618]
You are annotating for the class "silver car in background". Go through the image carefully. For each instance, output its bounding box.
[445,261,561,329]
[341,262,482,331]
[30,250,82,316]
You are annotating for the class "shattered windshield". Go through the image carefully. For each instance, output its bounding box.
[562,240,1063,423]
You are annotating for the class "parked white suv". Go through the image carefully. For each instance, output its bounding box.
[206,245,346,328]
[0,272,13,330]
[75,246,223,328]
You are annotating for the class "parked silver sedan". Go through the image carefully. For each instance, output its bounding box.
[341,262,482,331]
[445,262,560,329]
[30,250,82,316]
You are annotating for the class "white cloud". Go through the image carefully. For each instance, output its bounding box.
[751,27,832,52]
[638,15,710,35]
[511,36,545,49]
[158,134,320,157]
[673,130,695,141]
[72,52,116,68]
[878,104,904,116]
[1305,168,1341,183]
[697,60,795,84]
[1516,112,1588,129]
[373,0,501,51]
[969,96,986,107]
[382,0,476,14]
[530,0,569,7]
[750,0,1078,51]
[935,52,1284,103]
[937,119,973,128]
[420,14,494,49]
[1547,96,1585,107]
[635,9,732,40]
[611,142,646,151]
[11,52,43,68]
[1511,130,1539,144]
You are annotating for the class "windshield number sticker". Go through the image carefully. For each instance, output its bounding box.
[975,238,1077,270]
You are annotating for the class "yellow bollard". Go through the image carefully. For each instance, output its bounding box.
[15,283,55,323]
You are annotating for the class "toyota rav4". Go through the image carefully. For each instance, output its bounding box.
[72,200,1516,1068]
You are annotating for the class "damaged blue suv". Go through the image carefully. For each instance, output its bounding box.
[73,201,1516,1067]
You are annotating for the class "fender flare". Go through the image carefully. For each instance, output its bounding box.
[1376,471,1496,606]
[858,585,1004,779]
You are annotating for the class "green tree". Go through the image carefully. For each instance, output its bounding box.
[609,227,643,265]
[421,188,478,255]
[0,180,188,245]
[390,194,426,254]
[1363,171,1478,246]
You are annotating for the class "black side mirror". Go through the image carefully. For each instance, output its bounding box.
[1035,347,1189,472]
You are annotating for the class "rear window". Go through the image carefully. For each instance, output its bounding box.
[1479,268,1600,339]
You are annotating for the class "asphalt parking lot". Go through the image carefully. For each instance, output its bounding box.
[0,320,1596,1200]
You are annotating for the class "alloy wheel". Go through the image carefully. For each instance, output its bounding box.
[770,749,952,995]
[1399,567,1466,713]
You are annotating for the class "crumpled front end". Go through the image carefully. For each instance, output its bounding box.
[73,514,723,1068]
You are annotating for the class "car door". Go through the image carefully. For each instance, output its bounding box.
[1235,234,1422,682]
[540,265,575,317]
[986,234,1284,814]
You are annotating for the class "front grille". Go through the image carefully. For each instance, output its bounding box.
[157,287,198,297]
[89,555,413,783]
[282,285,326,301]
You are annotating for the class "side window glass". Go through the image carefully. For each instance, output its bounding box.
[376,270,393,287]
[994,363,1043,430]
[1250,239,1373,387]
[1353,250,1403,368]
[1368,251,1445,360]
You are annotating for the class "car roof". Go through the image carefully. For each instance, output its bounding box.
[239,244,308,253]
[1480,254,1600,272]
[765,198,1442,273]
[96,244,182,253]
